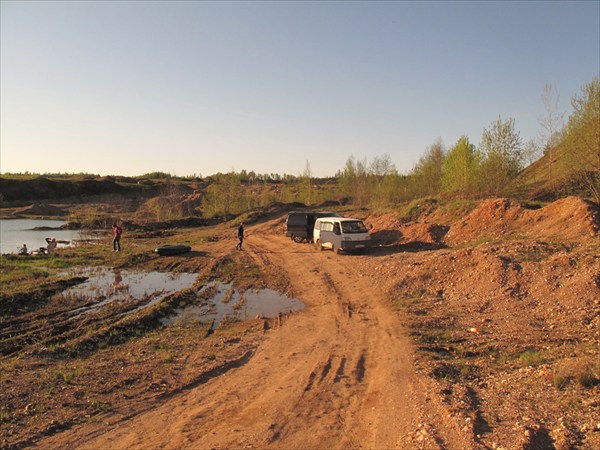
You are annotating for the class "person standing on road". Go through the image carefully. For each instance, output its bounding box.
[112,223,123,251]
[236,222,245,250]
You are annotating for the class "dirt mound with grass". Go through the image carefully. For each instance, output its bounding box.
[366,197,599,249]
[445,196,599,246]
[366,212,447,246]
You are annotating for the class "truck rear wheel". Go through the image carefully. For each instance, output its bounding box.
[293,236,304,243]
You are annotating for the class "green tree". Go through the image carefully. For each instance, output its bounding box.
[338,156,369,207]
[478,117,523,196]
[368,154,399,208]
[203,172,243,218]
[409,138,445,198]
[558,77,600,203]
[442,136,478,198]
[338,156,356,201]
[369,154,396,177]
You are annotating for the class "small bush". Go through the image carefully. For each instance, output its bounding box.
[553,373,569,390]
[553,357,598,390]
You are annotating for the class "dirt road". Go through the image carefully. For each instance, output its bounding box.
[38,223,472,449]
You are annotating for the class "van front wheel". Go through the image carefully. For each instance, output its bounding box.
[316,239,323,251]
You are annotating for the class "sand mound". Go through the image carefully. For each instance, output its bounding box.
[366,212,448,246]
[521,196,600,240]
[400,222,449,244]
[445,196,599,245]
[367,197,599,247]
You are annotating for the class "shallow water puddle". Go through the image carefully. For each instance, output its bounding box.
[56,268,304,327]
[57,267,198,317]
[162,281,305,327]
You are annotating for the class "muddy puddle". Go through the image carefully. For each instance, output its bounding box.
[161,281,305,328]
[56,267,198,318]
[56,268,304,327]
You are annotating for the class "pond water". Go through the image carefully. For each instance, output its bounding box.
[0,219,88,255]
[161,281,305,328]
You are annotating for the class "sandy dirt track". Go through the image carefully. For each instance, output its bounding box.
[37,224,472,450]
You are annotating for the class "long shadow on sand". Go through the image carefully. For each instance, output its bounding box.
[368,241,447,257]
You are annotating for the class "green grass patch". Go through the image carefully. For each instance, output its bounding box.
[399,198,439,223]
[52,364,86,384]
[517,349,546,367]
[436,199,479,220]
[411,328,454,346]
[389,286,426,311]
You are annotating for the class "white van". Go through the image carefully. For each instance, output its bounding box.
[313,217,371,254]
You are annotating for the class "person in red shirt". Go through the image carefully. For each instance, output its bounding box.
[112,223,123,251]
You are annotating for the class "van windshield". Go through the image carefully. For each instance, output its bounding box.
[341,221,368,234]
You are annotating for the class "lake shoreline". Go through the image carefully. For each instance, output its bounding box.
[0,219,87,255]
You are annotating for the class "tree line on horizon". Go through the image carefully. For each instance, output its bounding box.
[202,77,598,217]
[2,78,598,218]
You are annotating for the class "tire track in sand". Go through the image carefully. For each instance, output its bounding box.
[38,221,473,449]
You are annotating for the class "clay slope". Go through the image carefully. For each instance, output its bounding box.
[368,197,600,247]
[445,196,599,246]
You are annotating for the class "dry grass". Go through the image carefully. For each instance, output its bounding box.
[552,356,599,389]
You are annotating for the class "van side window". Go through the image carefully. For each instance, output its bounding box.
[341,220,368,233]
[322,222,334,232]
[333,223,341,235]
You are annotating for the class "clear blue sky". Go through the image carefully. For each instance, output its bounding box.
[1,1,599,178]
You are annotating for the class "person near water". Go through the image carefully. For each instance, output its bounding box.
[18,244,28,255]
[236,222,244,250]
[112,223,123,251]
[45,237,57,254]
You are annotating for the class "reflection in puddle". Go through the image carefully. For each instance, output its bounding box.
[56,267,198,317]
[161,281,305,328]
[56,268,304,328]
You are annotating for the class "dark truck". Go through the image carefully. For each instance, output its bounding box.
[285,211,341,243]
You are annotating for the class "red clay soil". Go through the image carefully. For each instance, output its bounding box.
[366,196,599,247]
[2,195,598,450]
[445,197,599,245]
